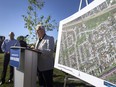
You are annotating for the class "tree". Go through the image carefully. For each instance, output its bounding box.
[22,0,57,42]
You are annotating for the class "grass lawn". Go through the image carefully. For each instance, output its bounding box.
[0,53,93,87]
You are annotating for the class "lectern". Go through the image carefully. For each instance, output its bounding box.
[10,46,40,87]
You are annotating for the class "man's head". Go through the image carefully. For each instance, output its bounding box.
[19,36,24,41]
[36,24,45,39]
[9,32,15,40]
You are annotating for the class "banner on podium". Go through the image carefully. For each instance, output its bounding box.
[10,48,21,68]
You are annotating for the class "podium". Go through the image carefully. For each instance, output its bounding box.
[10,46,40,87]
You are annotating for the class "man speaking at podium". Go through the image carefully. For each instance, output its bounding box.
[35,24,54,87]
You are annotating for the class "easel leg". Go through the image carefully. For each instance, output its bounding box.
[63,73,68,87]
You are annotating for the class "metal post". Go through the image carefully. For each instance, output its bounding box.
[85,0,89,5]
[79,0,83,11]
[79,0,90,11]
[63,73,68,87]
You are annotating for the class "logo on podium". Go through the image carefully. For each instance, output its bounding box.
[10,48,20,68]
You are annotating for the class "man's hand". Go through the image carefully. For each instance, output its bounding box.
[32,49,42,54]
[6,52,10,54]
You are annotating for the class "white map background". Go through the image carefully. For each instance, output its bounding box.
[58,0,116,84]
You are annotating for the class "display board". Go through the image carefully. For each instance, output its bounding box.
[55,0,116,86]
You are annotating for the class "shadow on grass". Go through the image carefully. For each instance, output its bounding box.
[0,83,13,87]
[53,82,85,87]
[53,73,95,87]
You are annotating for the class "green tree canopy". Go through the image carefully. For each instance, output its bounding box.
[22,0,58,42]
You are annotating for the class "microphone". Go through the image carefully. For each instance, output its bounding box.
[25,35,29,38]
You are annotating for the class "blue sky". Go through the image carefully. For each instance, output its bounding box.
[0,0,93,43]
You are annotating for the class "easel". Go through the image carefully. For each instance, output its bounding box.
[79,0,89,11]
[63,73,94,87]
[63,73,80,87]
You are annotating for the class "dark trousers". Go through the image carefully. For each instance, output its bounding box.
[38,69,53,87]
[1,53,14,82]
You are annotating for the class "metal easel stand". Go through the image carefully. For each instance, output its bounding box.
[63,73,94,87]
[63,73,80,87]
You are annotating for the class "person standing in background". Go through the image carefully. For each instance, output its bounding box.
[0,32,20,85]
[35,24,54,87]
[18,36,27,48]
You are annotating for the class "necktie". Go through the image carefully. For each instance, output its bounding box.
[35,39,42,49]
